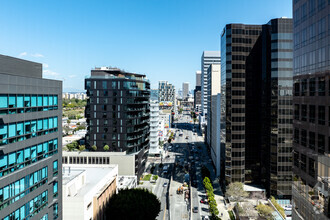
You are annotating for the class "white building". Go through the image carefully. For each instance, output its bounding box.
[62,151,136,176]
[201,51,221,115]
[149,101,161,155]
[62,164,118,220]
[206,64,221,147]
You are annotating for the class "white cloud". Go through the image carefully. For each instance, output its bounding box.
[19,52,27,57]
[43,63,49,68]
[43,69,60,76]
[68,75,77,78]
[31,53,44,58]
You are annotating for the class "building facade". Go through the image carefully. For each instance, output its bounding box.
[201,51,221,115]
[85,67,150,178]
[194,86,201,112]
[149,101,161,155]
[292,0,330,219]
[62,165,117,220]
[182,82,189,99]
[221,18,293,198]
[196,70,202,87]
[206,64,221,149]
[0,55,62,219]
[158,81,176,110]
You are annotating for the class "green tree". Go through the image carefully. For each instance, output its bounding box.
[105,188,161,220]
[226,182,249,202]
[78,145,85,151]
[256,203,274,219]
[91,145,97,151]
[103,145,110,151]
[67,119,71,124]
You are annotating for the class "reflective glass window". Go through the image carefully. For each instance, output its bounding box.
[24,95,30,107]
[0,95,8,108]
[8,95,16,108]
[43,95,48,106]
[37,95,43,107]
[31,95,37,107]
[17,95,24,108]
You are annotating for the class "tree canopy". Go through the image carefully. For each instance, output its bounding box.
[226,182,249,201]
[105,188,161,220]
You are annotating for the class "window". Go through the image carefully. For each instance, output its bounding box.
[294,104,300,120]
[309,78,315,96]
[294,129,299,144]
[53,160,58,176]
[301,130,307,146]
[318,77,325,96]
[0,95,7,108]
[301,105,307,121]
[318,134,325,154]
[318,106,325,125]
[294,81,300,96]
[53,182,58,198]
[309,105,315,123]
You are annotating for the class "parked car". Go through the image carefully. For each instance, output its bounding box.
[163,182,168,187]
[193,207,198,213]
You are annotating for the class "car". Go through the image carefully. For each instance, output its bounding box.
[203,216,209,220]
[200,198,208,204]
[193,207,198,213]
[163,182,168,187]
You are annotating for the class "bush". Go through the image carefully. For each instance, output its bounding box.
[91,145,97,151]
[152,175,158,181]
[256,203,273,219]
[103,145,110,151]
[228,210,235,220]
[142,174,152,181]
[78,145,85,151]
[270,196,285,218]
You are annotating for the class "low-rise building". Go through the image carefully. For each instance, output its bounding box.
[62,164,118,220]
[62,151,136,176]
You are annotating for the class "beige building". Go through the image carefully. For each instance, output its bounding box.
[62,165,118,220]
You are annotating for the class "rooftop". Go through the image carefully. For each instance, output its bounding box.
[63,165,117,198]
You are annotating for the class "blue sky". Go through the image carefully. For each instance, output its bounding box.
[0,0,292,92]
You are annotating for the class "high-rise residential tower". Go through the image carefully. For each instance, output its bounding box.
[292,0,330,219]
[85,67,150,178]
[182,82,190,99]
[201,51,221,115]
[221,18,293,198]
[149,100,161,155]
[0,55,62,219]
[158,81,176,110]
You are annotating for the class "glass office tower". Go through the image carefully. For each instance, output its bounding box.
[221,18,293,198]
[0,55,62,219]
[85,67,150,178]
[292,0,330,219]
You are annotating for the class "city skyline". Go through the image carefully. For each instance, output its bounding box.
[0,0,292,91]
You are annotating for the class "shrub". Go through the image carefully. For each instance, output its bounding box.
[270,196,285,218]
[103,145,110,151]
[91,145,97,151]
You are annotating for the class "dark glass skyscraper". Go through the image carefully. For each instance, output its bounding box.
[85,67,150,178]
[0,55,62,219]
[292,0,330,219]
[221,18,293,198]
